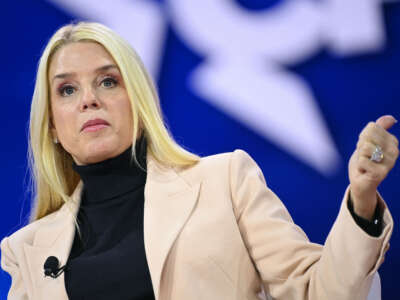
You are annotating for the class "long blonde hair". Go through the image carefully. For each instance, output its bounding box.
[28,21,200,222]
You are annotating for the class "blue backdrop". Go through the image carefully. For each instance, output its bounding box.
[2,0,399,298]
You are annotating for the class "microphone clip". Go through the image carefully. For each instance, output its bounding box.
[44,256,67,279]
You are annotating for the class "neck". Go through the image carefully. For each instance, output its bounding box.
[72,136,147,204]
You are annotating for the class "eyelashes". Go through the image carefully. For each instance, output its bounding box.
[101,77,118,88]
[57,75,119,97]
[58,85,75,97]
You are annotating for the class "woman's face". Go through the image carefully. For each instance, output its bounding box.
[48,42,134,165]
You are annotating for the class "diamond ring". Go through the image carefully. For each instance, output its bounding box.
[370,145,384,163]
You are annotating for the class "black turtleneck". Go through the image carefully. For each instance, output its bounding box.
[64,136,155,300]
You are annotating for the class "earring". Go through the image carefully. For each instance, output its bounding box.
[53,137,59,144]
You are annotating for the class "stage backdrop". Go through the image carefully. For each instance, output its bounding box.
[2,0,399,298]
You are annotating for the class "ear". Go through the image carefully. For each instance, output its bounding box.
[51,128,58,142]
[49,116,58,143]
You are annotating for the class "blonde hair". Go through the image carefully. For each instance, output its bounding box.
[28,21,200,222]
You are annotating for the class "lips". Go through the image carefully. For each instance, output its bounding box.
[81,118,110,132]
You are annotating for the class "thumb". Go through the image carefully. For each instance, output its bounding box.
[376,115,398,131]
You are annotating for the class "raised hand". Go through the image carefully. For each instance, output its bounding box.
[348,115,399,220]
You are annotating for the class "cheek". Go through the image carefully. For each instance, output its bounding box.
[112,95,133,130]
[122,101,134,131]
[52,105,77,138]
[113,106,133,144]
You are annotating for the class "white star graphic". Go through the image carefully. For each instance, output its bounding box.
[46,0,394,176]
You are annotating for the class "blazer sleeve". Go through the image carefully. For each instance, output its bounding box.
[1,237,29,300]
[229,149,393,300]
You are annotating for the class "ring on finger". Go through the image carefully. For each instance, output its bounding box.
[370,144,384,163]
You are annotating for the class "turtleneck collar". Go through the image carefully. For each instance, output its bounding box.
[72,136,147,204]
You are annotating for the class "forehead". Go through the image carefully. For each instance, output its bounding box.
[48,42,117,77]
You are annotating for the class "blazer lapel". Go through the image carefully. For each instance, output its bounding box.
[23,182,83,299]
[21,152,201,299]
[144,154,201,300]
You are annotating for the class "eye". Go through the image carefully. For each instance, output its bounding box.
[58,85,75,97]
[101,77,118,88]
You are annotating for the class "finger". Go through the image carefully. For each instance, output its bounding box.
[358,124,387,150]
[357,141,398,171]
[376,115,398,131]
[358,141,379,160]
[386,144,400,163]
[358,156,387,181]
[358,122,399,150]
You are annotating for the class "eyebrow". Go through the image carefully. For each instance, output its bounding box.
[51,64,119,84]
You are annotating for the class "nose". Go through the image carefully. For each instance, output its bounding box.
[80,87,101,111]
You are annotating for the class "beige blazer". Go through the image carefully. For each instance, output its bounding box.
[1,149,393,300]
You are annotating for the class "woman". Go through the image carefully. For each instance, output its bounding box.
[0,22,397,300]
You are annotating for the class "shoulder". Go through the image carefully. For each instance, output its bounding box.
[189,148,255,169]
[1,209,60,254]
[198,148,260,173]
[176,149,263,186]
